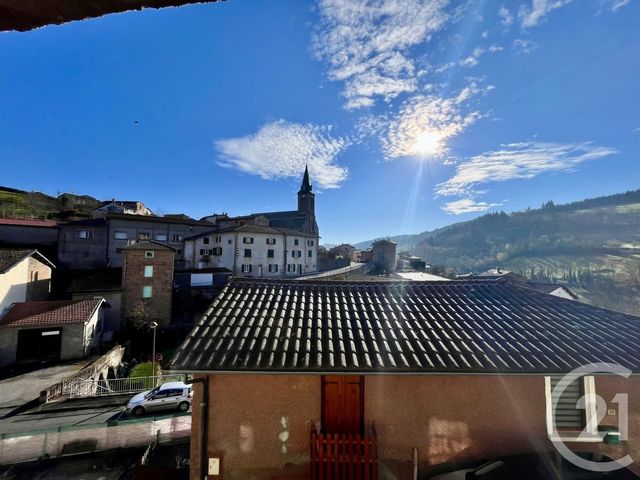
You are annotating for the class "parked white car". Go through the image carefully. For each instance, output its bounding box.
[125,381,192,416]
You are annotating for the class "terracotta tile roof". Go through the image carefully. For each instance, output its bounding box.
[0,299,104,328]
[170,278,640,374]
[0,218,58,227]
[0,249,35,273]
[0,248,55,273]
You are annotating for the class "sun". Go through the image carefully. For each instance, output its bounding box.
[413,130,443,157]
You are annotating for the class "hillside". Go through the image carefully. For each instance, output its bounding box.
[0,186,100,221]
[356,189,640,314]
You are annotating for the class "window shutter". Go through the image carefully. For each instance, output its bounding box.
[550,375,585,429]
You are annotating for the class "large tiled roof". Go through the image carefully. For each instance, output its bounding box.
[0,299,104,328]
[170,278,640,374]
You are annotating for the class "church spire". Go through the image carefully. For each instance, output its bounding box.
[299,164,312,194]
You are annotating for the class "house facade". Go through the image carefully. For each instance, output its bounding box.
[91,199,154,217]
[0,249,54,315]
[183,168,320,277]
[0,298,106,366]
[121,241,175,327]
[170,278,640,480]
[57,215,213,269]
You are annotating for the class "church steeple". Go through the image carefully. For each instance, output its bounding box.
[297,165,318,236]
[299,164,312,194]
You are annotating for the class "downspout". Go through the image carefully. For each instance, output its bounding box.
[187,377,209,480]
[283,232,287,277]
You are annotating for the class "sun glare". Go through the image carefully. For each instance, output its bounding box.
[413,130,443,157]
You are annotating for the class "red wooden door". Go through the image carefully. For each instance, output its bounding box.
[321,375,363,434]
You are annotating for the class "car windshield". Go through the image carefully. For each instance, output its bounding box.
[144,387,160,399]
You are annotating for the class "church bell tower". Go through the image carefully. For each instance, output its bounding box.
[297,165,318,236]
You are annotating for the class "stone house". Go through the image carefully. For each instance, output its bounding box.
[121,241,175,328]
[328,243,357,262]
[91,199,154,217]
[170,278,640,480]
[0,298,106,366]
[0,248,55,315]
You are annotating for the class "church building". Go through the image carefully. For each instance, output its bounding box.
[183,167,320,277]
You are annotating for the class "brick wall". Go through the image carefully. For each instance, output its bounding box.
[26,256,52,301]
[190,374,640,480]
[122,247,174,327]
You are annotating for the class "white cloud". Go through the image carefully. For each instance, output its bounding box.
[313,0,449,109]
[610,0,630,12]
[460,47,485,68]
[498,6,514,26]
[513,38,538,55]
[443,198,502,214]
[518,0,573,28]
[634,127,640,133]
[215,120,349,189]
[489,44,504,52]
[382,83,491,159]
[436,141,618,196]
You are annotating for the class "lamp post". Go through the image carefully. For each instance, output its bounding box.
[150,321,158,386]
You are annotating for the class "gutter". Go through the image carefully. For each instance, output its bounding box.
[186,377,209,480]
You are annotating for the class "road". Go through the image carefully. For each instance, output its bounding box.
[0,394,190,435]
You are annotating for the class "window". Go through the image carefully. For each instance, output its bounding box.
[138,232,151,240]
[78,230,94,239]
[244,249,252,258]
[212,247,222,256]
[203,237,210,244]
[155,233,168,241]
[142,286,153,298]
[215,235,222,243]
[294,239,299,246]
[172,234,183,242]
[144,251,155,259]
[268,264,278,273]
[267,249,274,258]
[287,264,296,273]
[243,237,254,244]
[144,265,153,278]
[114,231,127,240]
[308,250,313,258]
[228,239,233,244]
[266,238,276,245]
[191,273,213,287]
[545,375,599,441]
[292,250,302,258]
[307,239,315,246]
[200,248,213,255]
[242,264,252,273]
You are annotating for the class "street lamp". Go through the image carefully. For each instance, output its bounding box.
[150,321,158,386]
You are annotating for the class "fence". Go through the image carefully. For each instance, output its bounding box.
[41,345,125,402]
[68,374,187,398]
[0,412,191,465]
[310,427,378,480]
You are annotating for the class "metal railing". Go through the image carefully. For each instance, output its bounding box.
[68,374,187,398]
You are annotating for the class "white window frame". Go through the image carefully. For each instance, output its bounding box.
[142,285,153,298]
[266,238,276,245]
[78,230,94,239]
[243,237,254,244]
[144,265,154,278]
[241,264,252,273]
[268,264,278,273]
[144,251,155,259]
[215,235,222,243]
[544,375,600,442]
[287,264,296,273]
[172,234,184,242]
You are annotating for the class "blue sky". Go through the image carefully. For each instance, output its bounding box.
[1,0,639,245]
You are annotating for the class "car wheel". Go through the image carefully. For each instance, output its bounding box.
[132,406,145,416]
[178,401,190,412]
